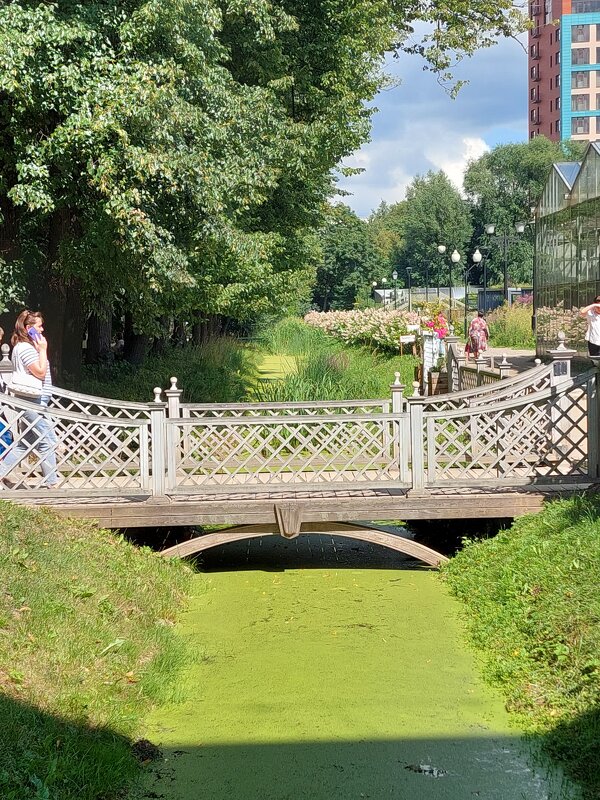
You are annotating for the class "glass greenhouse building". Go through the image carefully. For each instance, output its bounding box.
[535,142,600,353]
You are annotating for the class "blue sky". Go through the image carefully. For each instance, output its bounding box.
[336,34,527,218]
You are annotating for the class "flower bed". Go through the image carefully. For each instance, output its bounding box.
[304,308,445,353]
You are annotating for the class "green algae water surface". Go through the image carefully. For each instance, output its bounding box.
[135,535,578,800]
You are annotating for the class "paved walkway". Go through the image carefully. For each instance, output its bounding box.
[484,347,537,374]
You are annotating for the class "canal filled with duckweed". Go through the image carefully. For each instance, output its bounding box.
[133,534,578,800]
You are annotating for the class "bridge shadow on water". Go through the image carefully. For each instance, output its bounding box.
[193,531,430,573]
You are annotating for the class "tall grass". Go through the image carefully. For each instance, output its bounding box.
[253,319,418,402]
[0,503,191,800]
[80,339,255,403]
[442,494,600,798]
[254,317,325,356]
[487,303,535,349]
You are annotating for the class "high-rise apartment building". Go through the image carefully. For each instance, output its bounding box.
[529,0,600,141]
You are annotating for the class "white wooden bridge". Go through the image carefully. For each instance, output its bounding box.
[0,334,596,566]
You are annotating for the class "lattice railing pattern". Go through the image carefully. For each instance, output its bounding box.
[0,365,595,497]
[458,369,478,391]
[423,377,589,484]
[49,387,153,419]
[166,413,408,489]
[0,397,150,492]
[418,364,553,413]
[181,400,390,419]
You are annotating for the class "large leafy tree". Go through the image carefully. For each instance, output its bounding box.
[0,0,523,379]
[367,201,406,272]
[393,171,473,290]
[463,136,585,286]
[313,204,384,310]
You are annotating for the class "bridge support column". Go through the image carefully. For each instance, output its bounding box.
[274,503,303,539]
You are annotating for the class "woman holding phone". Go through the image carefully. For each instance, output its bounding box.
[579,295,600,357]
[0,310,59,488]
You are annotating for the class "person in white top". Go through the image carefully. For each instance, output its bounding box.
[0,310,59,488]
[579,295,600,357]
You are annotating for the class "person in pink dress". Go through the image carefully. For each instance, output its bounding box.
[465,311,489,360]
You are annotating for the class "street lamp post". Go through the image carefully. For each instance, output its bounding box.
[464,249,483,337]
[405,267,412,312]
[484,222,526,303]
[392,270,398,310]
[450,249,461,316]
[436,244,446,299]
[381,277,387,306]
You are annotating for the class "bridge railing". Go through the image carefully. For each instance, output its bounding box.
[414,369,594,488]
[0,391,157,495]
[412,361,553,412]
[164,409,411,492]
[0,333,595,498]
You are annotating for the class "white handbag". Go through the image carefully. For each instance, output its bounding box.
[7,372,44,398]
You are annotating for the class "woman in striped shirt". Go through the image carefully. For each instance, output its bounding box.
[0,310,58,488]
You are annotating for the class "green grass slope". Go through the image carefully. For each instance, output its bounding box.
[442,495,600,798]
[0,502,191,800]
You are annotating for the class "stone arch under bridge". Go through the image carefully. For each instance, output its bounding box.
[160,521,448,567]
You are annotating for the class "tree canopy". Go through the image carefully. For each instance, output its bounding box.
[0,0,523,376]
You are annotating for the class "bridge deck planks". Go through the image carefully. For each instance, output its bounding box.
[13,482,596,529]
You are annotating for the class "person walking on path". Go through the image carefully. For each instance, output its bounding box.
[0,310,59,488]
[579,296,600,357]
[465,311,489,361]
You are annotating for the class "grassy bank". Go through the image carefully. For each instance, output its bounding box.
[0,503,191,800]
[442,495,600,798]
[253,317,418,401]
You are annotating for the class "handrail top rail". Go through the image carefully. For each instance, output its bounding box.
[51,385,154,410]
[423,369,592,419]
[167,410,409,426]
[0,393,151,426]
[412,362,551,406]
[181,398,389,411]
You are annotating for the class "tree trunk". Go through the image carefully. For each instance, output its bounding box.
[171,319,187,347]
[151,316,171,355]
[86,313,113,365]
[123,311,151,366]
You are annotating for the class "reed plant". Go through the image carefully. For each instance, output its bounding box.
[254,316,325,356]
[253,319,417,402]
[487,302,535,349]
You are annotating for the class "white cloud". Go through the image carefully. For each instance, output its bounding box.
[425,136,490,193]
[336,34,526,217]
